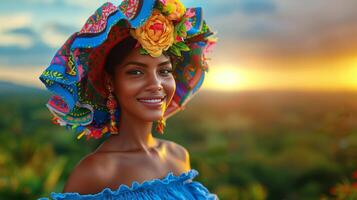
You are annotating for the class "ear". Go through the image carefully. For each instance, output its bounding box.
[104,72,114,91]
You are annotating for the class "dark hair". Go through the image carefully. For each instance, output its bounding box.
[104,36,137,75]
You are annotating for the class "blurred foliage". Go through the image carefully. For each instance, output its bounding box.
[321,171,357,200]
[0,90,357,199]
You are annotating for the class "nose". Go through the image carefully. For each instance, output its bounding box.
[146,71,163,92]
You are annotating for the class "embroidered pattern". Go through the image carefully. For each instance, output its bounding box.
[119,0,140,19]
[80,3,118,35]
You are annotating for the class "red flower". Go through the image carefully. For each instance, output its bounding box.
[352,182,357,189]
[352,171,357,180]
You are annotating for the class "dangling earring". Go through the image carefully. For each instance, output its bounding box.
[156,117,166,135]
[156,101,167,134]
[106,85,118,135]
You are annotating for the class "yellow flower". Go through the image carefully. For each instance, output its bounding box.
[162,0,185,21]
[131,10,174,57]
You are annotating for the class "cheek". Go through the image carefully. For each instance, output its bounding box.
[164,77,176,102]
[114,78,142,106]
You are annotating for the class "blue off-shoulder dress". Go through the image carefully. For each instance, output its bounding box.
[39,169,218,200]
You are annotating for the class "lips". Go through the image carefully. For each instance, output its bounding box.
[137,95,166,107]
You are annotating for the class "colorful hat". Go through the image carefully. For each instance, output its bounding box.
[39,0,216,140]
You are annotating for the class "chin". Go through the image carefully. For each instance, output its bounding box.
[139,111,164,122]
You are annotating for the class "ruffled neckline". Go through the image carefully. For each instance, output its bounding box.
[50,169,199,198]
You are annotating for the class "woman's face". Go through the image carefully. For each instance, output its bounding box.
[111,47,176,122]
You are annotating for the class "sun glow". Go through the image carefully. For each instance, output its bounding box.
[203,65,247,91]
[345,57,357,88]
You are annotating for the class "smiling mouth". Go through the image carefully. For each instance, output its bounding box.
[137,96,167,106]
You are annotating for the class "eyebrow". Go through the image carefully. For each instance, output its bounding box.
[123,60,171,68]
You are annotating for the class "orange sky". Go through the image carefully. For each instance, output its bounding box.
[203,54,357,92]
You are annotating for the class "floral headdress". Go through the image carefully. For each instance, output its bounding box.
[132,0,192,57]
[39,0,217,140]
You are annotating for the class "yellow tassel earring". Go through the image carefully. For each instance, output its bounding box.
[156,100,167,134]
[156,117,166,135]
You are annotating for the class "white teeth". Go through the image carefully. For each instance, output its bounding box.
[139,99,162,103]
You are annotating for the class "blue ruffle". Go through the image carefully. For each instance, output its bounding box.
[38,169,218,200]
[71,0,155,50]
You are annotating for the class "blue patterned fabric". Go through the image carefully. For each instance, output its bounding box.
[38,169,218,200]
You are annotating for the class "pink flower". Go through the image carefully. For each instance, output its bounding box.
[184,20,192,31]
[182,8,195,32]
[204,40,217,54]
[159,0,167,5]
[184,8,195,18]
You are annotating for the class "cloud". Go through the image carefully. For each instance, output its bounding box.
[23,0,56,4]
[62,0,108,8]
[18,0,114,9]
[10,0,83,6]
[0,13,32,31]
[0,34,34,48]
[238,0,276,15]
[0,12,55,66]
[247,0,357,59]
[6,27,37,36]
[0,16,58,66]
[206,0,357,64]
[0,13,35,48]
[41,22,76,48]
[0,42,55,66]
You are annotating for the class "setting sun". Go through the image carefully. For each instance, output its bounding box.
[201,56,357,92]
[203,65,246,91]
[345,57,357,88]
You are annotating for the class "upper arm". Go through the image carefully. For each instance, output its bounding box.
[63,154,104,194]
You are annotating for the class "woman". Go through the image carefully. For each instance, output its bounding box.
[39,0,217,199]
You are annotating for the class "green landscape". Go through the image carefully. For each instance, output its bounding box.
[0,81,356,199]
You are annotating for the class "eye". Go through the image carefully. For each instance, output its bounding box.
[160,68,173,76]
[126,70,143,75]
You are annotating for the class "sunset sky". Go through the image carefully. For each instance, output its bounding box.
[0,0,356,91]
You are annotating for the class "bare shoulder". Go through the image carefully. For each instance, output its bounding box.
[159,139,191,168]
[63,153,109,194]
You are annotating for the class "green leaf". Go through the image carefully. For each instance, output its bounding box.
[156,2,164,12]
[139,47,149,55]
[174,19,187,37]
[179,23,186,35]
[169,45,182,57]
[174,42,190,51]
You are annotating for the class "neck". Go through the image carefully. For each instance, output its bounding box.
[99,110,158,153]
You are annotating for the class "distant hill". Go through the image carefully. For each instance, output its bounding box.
[0,81,46,96]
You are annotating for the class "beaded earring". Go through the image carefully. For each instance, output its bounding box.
[106,84,119,135]
[156,117,166,135]
[155,101,167,134]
